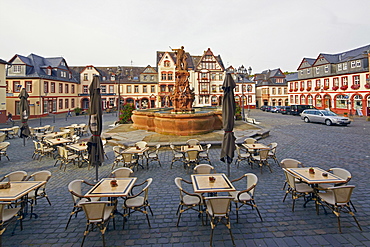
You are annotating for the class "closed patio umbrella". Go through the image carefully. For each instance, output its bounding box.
[220,73,236,177]
[19,88,30,146]
[87,75,104,181]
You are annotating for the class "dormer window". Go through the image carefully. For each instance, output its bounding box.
[356,60,361,67]
[13,65,21,73]
[61,71,66,78]
[47,68,52,75]
[307,68,310,74]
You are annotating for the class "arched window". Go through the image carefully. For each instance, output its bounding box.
[335,95,347,109]
[164,60,170,67]
[307,95,312,105]
[316,95,322,107]
[300,95,306,104]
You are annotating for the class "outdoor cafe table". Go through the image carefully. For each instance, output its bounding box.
[45,138,71,146]
[242,143,270,150]
[0,127,13,139]
[123,146,149,168]
[0,181,46,218]
[40,132,65,139]
[181,144,203,153]
[191,173,236,194]
[66,143,88,166]
[33,126,49,133]
[84,177,137,198]
[287,167,347,185]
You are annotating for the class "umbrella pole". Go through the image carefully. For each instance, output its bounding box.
[95,161,99,182]
[227,162,231,177]
[23,137,26,146]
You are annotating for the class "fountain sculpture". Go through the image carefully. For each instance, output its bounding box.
[132,46,222,135]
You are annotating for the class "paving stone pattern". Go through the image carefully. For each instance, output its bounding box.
[0,110,369,246]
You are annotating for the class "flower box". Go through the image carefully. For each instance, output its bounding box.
[365,84,370,89]
[332,86,339,91]
[314,86,320,91]
[323,86,329,90]
[289,89,293,92]
[294,88,298,92]
[306,87,311,91]
[351,84,360,90]
[300,88,304,91]
[340,85,348,90]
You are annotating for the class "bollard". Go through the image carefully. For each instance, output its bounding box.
[53,115,55,123]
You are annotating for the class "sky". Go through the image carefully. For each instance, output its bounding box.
[1,0,370,73]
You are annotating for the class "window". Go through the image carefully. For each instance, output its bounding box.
[109,85,114,93]
[127,85,131,93]
[168,73,173,80]
[283,88,287,94]
[51,82,55,93]
[307,68,311,74]
[143,86,147,93]
[219,74,223,80]
[351,61,356,68]
[150,75,154,81]
[201,73,207,79]
[272,88,276,95]
[356,60,361,67]
[161,73,167,81]
[301,95,306,104]
[65,99,69,109]
[13,81,21,92]
[316,80,321,88]
[300,81,304,89]
[143,75,147,81]
[71,85,75,93]
[343,63,347,70]
[83,73,88,81]
[109,98,114,106]
[212,85,217,92]
[160,85,166,92]
[13,65,21,73]
[316,67,320,74]
[61,71,66,78]
[353,75,360,85]
[234,85,239,92]
[336,95,347,109]
[316,95,322,107]
[44,82,49,93]
[278,88,281,95]
[333,78,339,87]
[65,84,69,93]
[341,77,348,86]
[134,85,139,93]
[71,99,75,108]
[164,60,170,67]
[324,79,329,87]
[300,70,304,75]
[294,82,298,89]
[338,64,342,71]
[59,83,63,93]
[324,65,329,73]
[211,74,216,80]
[26,81,32,92]
[47,68,51,75]
[151,85,155,93]
[83,85,88,93]
[101,85,106,93]
[59,99,63,109]
[168,85,174,92]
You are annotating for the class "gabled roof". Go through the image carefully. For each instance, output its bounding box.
[157,51,194,69]
[297,58,316,70]
[0,59,8,65]
[260,68,285,78]
[142,65,157,74]
[285,72,298,82]
[195,48,225,71]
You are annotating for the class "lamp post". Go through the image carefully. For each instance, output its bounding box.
[247,66,252,117]
[236,65,247,121]
[111,67,122,121]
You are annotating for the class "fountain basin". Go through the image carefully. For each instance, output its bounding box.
[132,107,222,136]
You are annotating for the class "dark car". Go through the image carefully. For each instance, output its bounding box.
[260,105,268,111]
[289,105,315,115]
[280,106,291,114]
[265,106,273,112]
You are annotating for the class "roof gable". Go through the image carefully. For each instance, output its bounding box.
[297,58,316,70]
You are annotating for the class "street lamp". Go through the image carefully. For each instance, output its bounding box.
[247,66,252,117]
[236,65,247,121]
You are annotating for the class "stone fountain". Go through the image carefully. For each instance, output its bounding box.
[132,46,222,136]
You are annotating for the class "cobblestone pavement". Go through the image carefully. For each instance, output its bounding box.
[0,110,369,246]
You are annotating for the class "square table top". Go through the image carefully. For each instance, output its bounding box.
[123,147,149,154]
[181,145,203,152]
[191,173,236,193]
[287,167,347,184]
[85,178,137,198]
[67,143,88,152]
[41,132,65,139]
[242,143,270,150]
[0,181,46,201]
[45,138,70,146]
[0,128,14,132]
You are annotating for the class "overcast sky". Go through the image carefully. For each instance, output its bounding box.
[1,0,370,73]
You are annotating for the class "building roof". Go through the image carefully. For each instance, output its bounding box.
[0,59,8,65]
[285,72,298,82]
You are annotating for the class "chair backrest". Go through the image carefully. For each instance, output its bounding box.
[0,202,12,221]
[330,185,355,204]
[244,138,257,144]
[244,173,258,196]
[33,140,40,150]
[111,167,133,178]
[194,164,214,174]
[81,201,110,222]
[259,149,269,159]
[142,178,153,201]
[0,133,6,142]
[135,141,147,149]
[113,146,122,157]
[155,144,161,151]
[44,125,50,128]
[186,150,199,161]
[235,144,241,156]
[174,177,184,199]
[71,124,78,127]
[329,168,351,182]
[170,144,178,155]
[49,126,55,132]
[28,170,51,182]
[68,179,84,203]
[204,144,211,153]
[0,142,10,150]
[186,139,200,146]
[205,197,233,216]
[5,171,27,181]
[282,168,297,189]
[122,153,135,162]
[280,158,302,168]
[269,142,278,154]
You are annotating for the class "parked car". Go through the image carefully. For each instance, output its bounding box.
[265,106,273,112]
[301,109,351,126]
[280,106,291,114]
[271,106,282,113]
[289,105,315,115]
[260,105,268,111]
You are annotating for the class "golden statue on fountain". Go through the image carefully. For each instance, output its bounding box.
[170,46,195,113]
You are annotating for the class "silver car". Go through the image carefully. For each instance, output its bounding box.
[301,109,351,126]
